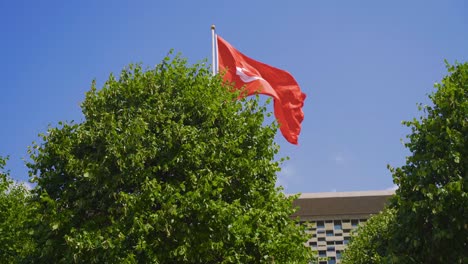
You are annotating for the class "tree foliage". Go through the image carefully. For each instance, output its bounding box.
[342,62,467,264]
[27,55,312,263]
[341,208,395,264]
[389,61,468,263]
[0,156,35,262]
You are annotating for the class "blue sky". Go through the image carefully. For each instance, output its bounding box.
[1,1,467,193]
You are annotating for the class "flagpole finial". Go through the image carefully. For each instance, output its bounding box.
[211,24,216,30]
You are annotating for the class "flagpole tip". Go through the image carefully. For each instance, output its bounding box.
[211,24,216,30]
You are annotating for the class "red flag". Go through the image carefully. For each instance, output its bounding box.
[217,35,306,145]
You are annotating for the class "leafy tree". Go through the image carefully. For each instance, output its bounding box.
[27,55,313,263]
[341,62,467,264]
[389,62,467,263]
[0,156,35,262]
[341,208,395,264]
[388,62,468,263]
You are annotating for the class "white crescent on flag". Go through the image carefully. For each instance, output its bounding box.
[236,67,264,83]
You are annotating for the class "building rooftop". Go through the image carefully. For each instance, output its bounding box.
[292,190,395,219]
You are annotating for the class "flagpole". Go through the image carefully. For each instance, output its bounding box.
[211,24,216,76]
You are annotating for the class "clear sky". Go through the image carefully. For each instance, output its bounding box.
[1,0,467,193]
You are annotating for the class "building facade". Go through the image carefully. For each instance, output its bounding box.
[292,190,394,264]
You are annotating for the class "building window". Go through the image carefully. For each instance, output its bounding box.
[336,250,342,259]
[317,221,324,228]
[328,257,336,264]
[309,241,317,248]
[326,230,334,236]
[318,250,326,257]
[344,237,350,245]
[335,241,343,245]
[327,246,335,252]
[351,219,359,227]
[327,241,334,245]
[334,220,342,230]
[318,237,325,242]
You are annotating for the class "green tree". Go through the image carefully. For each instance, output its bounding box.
[389,62,467,263]
[0,156,35,263]
[341,62,467,264]
[341,208,395,264]
[27,55,312,263]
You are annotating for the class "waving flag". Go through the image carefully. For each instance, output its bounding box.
[217,35,306,145]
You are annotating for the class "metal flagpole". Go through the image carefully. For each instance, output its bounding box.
[211,24,216,76]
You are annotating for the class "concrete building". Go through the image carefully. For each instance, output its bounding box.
[292,190,394,264]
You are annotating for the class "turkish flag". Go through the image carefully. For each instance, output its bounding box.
[217,35,306,145]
